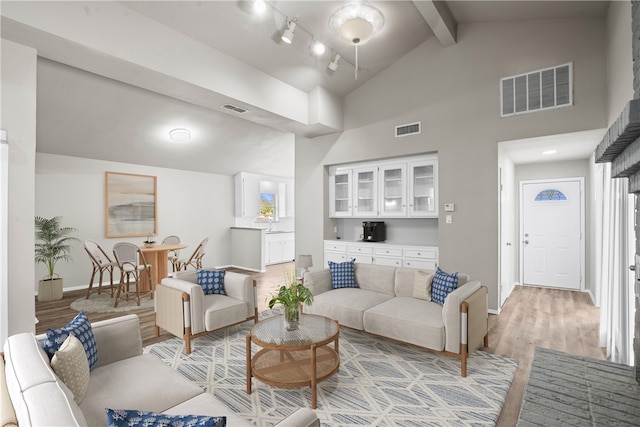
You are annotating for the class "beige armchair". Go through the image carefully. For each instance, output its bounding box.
[154,269,258,354]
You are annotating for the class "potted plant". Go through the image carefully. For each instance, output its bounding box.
[143,235,156,247]
[268,269,314,330]
[34,216,79,302]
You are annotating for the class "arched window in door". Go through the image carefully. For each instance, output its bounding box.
[534,188,567,201]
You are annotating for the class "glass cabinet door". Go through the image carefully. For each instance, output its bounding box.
[353,166,378,217]
[408,160,438,217]
[379,164,406,216]
[331,168,352,217]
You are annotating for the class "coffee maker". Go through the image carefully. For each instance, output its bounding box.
[362,221,386,242]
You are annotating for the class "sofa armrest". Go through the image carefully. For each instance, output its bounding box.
[303,269,332,295]
[160,277,206,334]
[90,314,143,368]
[273,408,319,427]
[221,271,256,319]
[442,281,486,354]
[0,354,18,427]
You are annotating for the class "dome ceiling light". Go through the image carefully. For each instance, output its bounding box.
[329,2,384,80]
[169,128,191,142]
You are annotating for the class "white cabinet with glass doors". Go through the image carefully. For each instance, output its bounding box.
[329,168,352,217]
[353,166,378,217]
[408,159,438,217]
[329,154,438,219]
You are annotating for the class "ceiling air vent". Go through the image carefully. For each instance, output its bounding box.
[395,121,421,138]
[221,104,248,114]
[500,63,572,117]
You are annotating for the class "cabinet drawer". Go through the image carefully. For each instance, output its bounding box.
[403,259,436,270]
[347,245,373,255]
[324,241,347,252]
[324,251,347,267]
[374,247,402,257]
[403,248,437,260]
[374,256,402,267]
[349,254,373,264]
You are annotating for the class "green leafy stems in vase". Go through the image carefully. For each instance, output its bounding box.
[267,269,314,331]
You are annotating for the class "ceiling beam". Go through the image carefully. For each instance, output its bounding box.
[413,1,457,47]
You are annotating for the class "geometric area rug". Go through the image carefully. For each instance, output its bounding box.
[144,313,518,427]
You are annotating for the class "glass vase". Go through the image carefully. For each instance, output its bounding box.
[284,304,300,331]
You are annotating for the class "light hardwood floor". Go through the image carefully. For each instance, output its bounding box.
[35,265,604,425]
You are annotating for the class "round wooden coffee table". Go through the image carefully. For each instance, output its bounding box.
[246,313,340,409]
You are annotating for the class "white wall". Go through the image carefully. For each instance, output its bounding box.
[298,18,608,310]
[1,39,38,339]
[35,153,235,289]
[606,0,633,125]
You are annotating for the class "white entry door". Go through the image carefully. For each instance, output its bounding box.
[521,179,583,290]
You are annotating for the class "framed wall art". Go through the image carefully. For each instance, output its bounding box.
[105,171,157,238]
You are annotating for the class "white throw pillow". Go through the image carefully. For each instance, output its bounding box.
[412,270,434,301]
[51,334,90,404]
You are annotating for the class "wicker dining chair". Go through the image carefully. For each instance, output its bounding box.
[84,239,118,299]
[162,235,182,272]
[112,242,153,307]
[174,237,209,271]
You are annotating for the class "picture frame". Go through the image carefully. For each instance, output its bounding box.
[105,171,157,238]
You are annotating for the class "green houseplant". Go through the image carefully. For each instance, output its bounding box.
[34,216,79,302]
[268,269,314,330]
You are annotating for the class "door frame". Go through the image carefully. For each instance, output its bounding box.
[518,177,585,290]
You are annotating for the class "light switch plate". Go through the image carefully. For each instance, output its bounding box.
[444,203,455,212]
[446,215,452,224]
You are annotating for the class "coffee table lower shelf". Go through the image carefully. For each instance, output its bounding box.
[246,342,340,409]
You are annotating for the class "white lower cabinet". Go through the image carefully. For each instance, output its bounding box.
[323,240,437,270]
[265,232,295,265]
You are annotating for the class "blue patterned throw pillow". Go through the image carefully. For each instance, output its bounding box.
[431,267,459,305]
[328,259,358,289]
[106,408,226,427]
[196,269,227,295]
[44,311,98,370]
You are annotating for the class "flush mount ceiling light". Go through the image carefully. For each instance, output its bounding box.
[542,150,557,155]
[281,20,297,44]
[169,128,191,142]
[329,2,384,79]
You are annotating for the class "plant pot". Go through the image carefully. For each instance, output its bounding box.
[144,243,155,248]
[38,278,63,302]
[284,304,300,331]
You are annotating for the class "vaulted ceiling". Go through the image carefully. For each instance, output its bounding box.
[1,1,610,177]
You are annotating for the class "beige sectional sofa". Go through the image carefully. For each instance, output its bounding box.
[1,314,318,427]
[303,263,488,377]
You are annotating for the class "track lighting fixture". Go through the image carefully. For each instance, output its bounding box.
[281,20,297,44]
[328,52,341,71]
[312,39,326,56]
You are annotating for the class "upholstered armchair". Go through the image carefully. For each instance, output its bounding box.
[154,269,258,354]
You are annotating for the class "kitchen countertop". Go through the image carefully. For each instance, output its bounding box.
[230,227,294,234]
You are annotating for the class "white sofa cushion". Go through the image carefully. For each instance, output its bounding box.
[203,295,249,331]
[305,288,393,330]
[80,355,202,426]
[363,296,445,351]
[354,264,396,296]
[163,393,251,426]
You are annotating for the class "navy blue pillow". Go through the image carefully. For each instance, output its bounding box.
[196,269,226,295]
[328,259,358,289]
[431,267,459,305]
[44,311,98,370]
[106,408,226,427]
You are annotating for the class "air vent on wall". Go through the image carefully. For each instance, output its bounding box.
[221,104,248,114]
[395,121,421,137]
[500,63,572,118]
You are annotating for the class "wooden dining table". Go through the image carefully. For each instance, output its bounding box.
[139,244,187,291]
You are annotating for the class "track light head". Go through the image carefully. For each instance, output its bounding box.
[328,53,341,71]
[312,39,326,56]
[281,20,297,44]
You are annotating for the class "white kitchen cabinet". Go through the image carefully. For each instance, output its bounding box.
[353,166,378,217]
[379,163,407,217]
[265,232,295,265]
[329,168,352,217]
[235,172,260,217]
[324,240,438,270]
[408,159,438,217]
[329,155,437,219]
